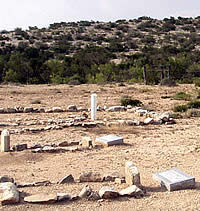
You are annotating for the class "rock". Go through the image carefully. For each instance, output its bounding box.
[81,136,93,148]
[67,105,77,112]
[107,106,126,112]
[29,144,41,149]
[125,161,141,186]
[42,146,67,153]
[115,177,126,184]
[99,186,119,199]
[82,122,97,128]
[88,191,100,201]
[78,185,92,198]
[57,193,72,201]
[144,117,154,125]
[58,174,74,184]
[0,176,14,183]
[39,108,45,113]
[79,172,103,182]
[24,107,33,113]
[52,107,63,112]
[0,182,19,205]
[12,144,27,151]
[24,193,57,204]
[119,185,144,198]
[159,112,170,122]
[6,108,16,113]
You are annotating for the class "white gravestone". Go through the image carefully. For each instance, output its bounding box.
[96,135,124,146]
[153,168,195,191]
[91,93,97,121]
[1,129,10,152]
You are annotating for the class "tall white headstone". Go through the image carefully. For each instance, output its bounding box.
[91,93,97,120]
[1,129,10,152]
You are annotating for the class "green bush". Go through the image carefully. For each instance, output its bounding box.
[173,104,188,112]
[121,96,142,107]
[187,100,200,109]
[186,109,200,117]
[173,92,191,101]
[194,78,200,87]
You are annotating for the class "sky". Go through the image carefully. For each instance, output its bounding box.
[1,0,200,30]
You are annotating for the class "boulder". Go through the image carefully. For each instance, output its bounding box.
[0,182,19,205]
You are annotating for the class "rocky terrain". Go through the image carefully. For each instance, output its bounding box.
[0,83,199,210]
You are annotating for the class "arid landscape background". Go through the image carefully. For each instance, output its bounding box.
[0,82,199,210]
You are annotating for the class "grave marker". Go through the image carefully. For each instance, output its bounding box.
[153,168,195,191]
[96,135,124,146]
[91,93,97,120]
[1,129,10,152]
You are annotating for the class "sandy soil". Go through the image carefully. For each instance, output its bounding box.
[0,83,200,211]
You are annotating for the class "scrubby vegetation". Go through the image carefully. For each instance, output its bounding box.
[1,16,200,84]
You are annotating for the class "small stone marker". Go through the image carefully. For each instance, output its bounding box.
[81,136,93,148]
[125,161,141,186]
[1,129,10,152]
[96,135,124,146]
[153,168,195,191]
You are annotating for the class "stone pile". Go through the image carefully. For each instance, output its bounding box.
[0,163,145,205]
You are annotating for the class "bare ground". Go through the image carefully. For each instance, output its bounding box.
[0,83,200,210]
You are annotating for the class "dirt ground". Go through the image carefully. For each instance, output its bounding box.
[0,83,200,211]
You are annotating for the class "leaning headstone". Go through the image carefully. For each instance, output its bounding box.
[0,182,19,205]
[1,129,10,152]
[125,161,141,186]
[96,135,124,147]
[153,168,195,191]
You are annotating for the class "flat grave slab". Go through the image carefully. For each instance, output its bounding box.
[153,168,195,191]
[96,135,124,146]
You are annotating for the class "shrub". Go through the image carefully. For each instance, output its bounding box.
[194,78,200,87]
[186,109,200,117]
[173,104,188,112]
[187,100,200,109]
[173,92,191,101]
[121,96,142,107]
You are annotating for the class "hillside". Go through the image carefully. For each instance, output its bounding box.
[1,16,200,84]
